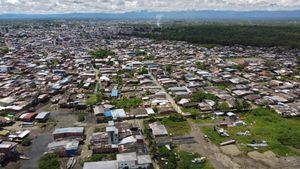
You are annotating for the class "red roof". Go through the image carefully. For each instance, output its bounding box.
[23,112,37,120]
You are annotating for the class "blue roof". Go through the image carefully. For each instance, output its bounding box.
[104,110,112,117]
[111,89,118,97]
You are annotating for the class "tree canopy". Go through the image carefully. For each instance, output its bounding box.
[191,92,218,103]
[90,49,114,59]
[132,24,300,49]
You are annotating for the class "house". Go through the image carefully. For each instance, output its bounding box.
[111,88,119,98]
[53,127,85,140]
[83,160,118,169]
[83,152,152,169]
[158,106,176,115]
[19,112,38,122]
[0,141,18,166]
[35,112,50,122]
[148,122,168,138]
[93,106,104,116]
[47,140,80,157]
[111,109,127,120]
[93,144,119,154]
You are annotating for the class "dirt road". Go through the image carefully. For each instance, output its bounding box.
[181,120,292,169]
[149,73,184,115]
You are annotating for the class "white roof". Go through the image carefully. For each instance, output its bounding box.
[137,155,152,164]
[145,108,155,115]
[100,76,110,81]
[18,130,30,138]
[35,112,50,119]
[111,109,126,119]
[83,161,117,169]
[119,136,137,145]
[117,152,137,162]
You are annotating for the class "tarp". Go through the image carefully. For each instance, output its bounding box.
[104,110,112,117]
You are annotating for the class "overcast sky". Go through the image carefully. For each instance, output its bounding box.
[0,0,299,14]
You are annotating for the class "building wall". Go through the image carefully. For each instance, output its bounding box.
[118,161,136,169]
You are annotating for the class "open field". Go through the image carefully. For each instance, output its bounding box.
[178,151,214,169]
[161,118,190,136]
[202,108,300,156]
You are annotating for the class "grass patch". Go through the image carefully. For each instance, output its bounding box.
[84,153,116,162]
[86,94,102,106]
[202,108,300,156]
[178,151,214,169]
[161,117,190,136]
[111,97,143,111]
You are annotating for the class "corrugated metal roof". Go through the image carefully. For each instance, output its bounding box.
[35,112,50,119]
[53,127,84,135]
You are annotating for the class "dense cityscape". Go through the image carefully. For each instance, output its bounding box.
[0,17,299,169]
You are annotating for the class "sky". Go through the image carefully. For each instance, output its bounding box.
[0,0,300,14]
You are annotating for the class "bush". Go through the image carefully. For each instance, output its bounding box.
[90,49,114,59]
[169,113,185,122]
[196,62,207,70]
[191,92,218,102]
[0,46,9,55]
[38,153,60,169]
[278,132,300,149]
[85,153,116,162]
[21,137,32,146]
[137,67,148,75]
[217,102,230,111]
[78,113,85,122]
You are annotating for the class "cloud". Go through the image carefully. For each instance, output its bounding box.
[0,0,299,14]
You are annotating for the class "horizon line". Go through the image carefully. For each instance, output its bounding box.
[1,9,300,15]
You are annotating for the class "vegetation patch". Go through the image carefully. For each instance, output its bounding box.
[90,49,114,59]
[38,153,60,169]
[84,153,116,162]
[112,97,143,110]
[134,24,300,49]
[191,92,218,103]
[178,151,214,169]
[161,114,190,136]
[86,94,102,106]
[202,108,300,156]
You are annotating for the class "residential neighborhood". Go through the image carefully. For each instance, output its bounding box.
[0,20,299,169]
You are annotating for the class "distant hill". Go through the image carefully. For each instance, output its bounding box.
[0,10,300,20]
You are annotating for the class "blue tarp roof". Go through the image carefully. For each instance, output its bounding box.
[104,110,112,117]
[111,89,118,97]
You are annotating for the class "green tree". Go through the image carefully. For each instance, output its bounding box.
[165,64,173,73]
[191,92,218,102]
[218,102,230,111]
[0,46,9,55]
[195,62,207,70]
[137,67,148,75]
[78,113,85,122]
[21,137,32,146]
[169,113,185,122]
[90,49,114,59]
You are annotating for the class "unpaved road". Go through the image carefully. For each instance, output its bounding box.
[149,73,185,115]
[180,120,268,169]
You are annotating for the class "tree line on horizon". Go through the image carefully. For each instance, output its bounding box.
[130,24,300,49]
